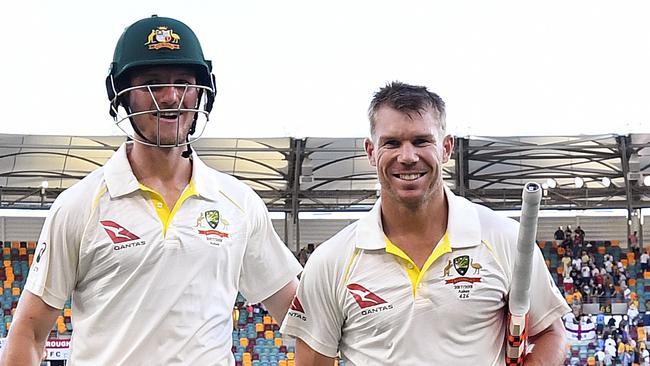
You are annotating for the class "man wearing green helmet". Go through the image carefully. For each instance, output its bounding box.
[1,16,301,366]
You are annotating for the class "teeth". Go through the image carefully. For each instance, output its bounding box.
[399,173,422,181]
[158,113,178,119]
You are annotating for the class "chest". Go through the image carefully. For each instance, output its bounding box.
[77,195,249,283]
[341,246,509,333]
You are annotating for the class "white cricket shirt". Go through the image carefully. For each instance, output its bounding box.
[281,186,569,366]
[26,143,301,365]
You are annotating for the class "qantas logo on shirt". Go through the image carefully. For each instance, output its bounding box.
[101,220,140,243]
[290,296,305,313]
[101,220,147,250]
[287,296,307,321]
[347,283,386,308]
[347,283,393,315]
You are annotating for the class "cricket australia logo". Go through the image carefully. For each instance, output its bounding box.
[144,26,181,50]
[195,210,231,247]
[205,210,220,228]
[454,255,469,276]
[445,255,483,300]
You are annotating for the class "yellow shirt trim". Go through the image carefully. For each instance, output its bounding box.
[92,186,108,211]
[140,180,198,236]
[385,232,451,297]
[342,248,361,284]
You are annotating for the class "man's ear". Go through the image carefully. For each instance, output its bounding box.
[442,135,454,164]
[364,137,376,167]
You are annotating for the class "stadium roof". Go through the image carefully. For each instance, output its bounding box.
[1,133,649,213]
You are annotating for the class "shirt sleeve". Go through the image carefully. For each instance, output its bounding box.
[280,243,345,358]
[24,195,84,309]
[528,244,571,336]
[238,193,302,304]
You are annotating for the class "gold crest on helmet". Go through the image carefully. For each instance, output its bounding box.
[144,26,181,50]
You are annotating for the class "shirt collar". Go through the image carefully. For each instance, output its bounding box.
[354,185,482,250]
[103,143,140,198]
[103,142,220,201]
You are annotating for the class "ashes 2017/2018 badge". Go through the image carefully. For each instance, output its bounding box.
[195,209,230,247]
[446,254,483,300]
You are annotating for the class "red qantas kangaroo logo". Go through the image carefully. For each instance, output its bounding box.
[290,296,305,313]
[346,283,387,309]
[100,220,140,243]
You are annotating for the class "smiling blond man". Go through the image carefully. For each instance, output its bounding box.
[281,81,569,366]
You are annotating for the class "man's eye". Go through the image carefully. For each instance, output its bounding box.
[384,140,399,147]
[414,139,431,146]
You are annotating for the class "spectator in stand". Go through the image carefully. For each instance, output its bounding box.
[595,346,606,366]
[630,231,640,254]
[573,256,583,272]
[563,273,574,294]
[296,243,316,266]
[638,319,647,342]
[628,302,640,326]
[575,226,586,245]
[595,312,605,334]
[641,250,649,272]
[582,263,592,281]
[593,284,605,299]
[561,254,572,275]
[644,312,650,336]
[297,247,309,267]
[563,228,574,251]
[554,226,565,241]
[641,342,649,366]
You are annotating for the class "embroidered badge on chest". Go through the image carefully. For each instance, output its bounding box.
[443,255,484,299]
[194,209,232,247]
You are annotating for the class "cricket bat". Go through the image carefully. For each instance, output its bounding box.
[506,182,542,366]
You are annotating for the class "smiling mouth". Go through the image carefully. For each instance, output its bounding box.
[152,111,182,121]
[394,173,425,181]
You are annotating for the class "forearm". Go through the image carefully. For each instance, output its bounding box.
[524,320,567,366]
[0,330,46,365]
[295,337,336,366]
[1,290,60,365]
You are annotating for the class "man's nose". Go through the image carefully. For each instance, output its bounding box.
[397,143,418,164]
[156,85,186,106]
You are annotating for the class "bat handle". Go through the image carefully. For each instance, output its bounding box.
[505,313,529,366]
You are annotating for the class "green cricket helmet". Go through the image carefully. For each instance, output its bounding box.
[106,15,216,147]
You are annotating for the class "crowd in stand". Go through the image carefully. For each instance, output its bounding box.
[553,225,650,365]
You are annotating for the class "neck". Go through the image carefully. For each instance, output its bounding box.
[380,187,448,242]
[127,142,192,187]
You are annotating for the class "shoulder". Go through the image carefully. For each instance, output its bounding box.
[53,167,106,215]
[474,202,519,235]
[201,164,264,212]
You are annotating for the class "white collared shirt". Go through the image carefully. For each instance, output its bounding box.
[26,143,301,366]
[281,186,569,366]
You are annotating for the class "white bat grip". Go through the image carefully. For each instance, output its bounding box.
[509,182,542,316]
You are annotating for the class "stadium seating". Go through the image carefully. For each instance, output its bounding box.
[4,236,647,365]
[0,241,72,339]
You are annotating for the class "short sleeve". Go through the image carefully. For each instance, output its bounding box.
[528,245,571,336]
[24,197,83,309]
[280,245,345,358]
[238,193,302,304]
